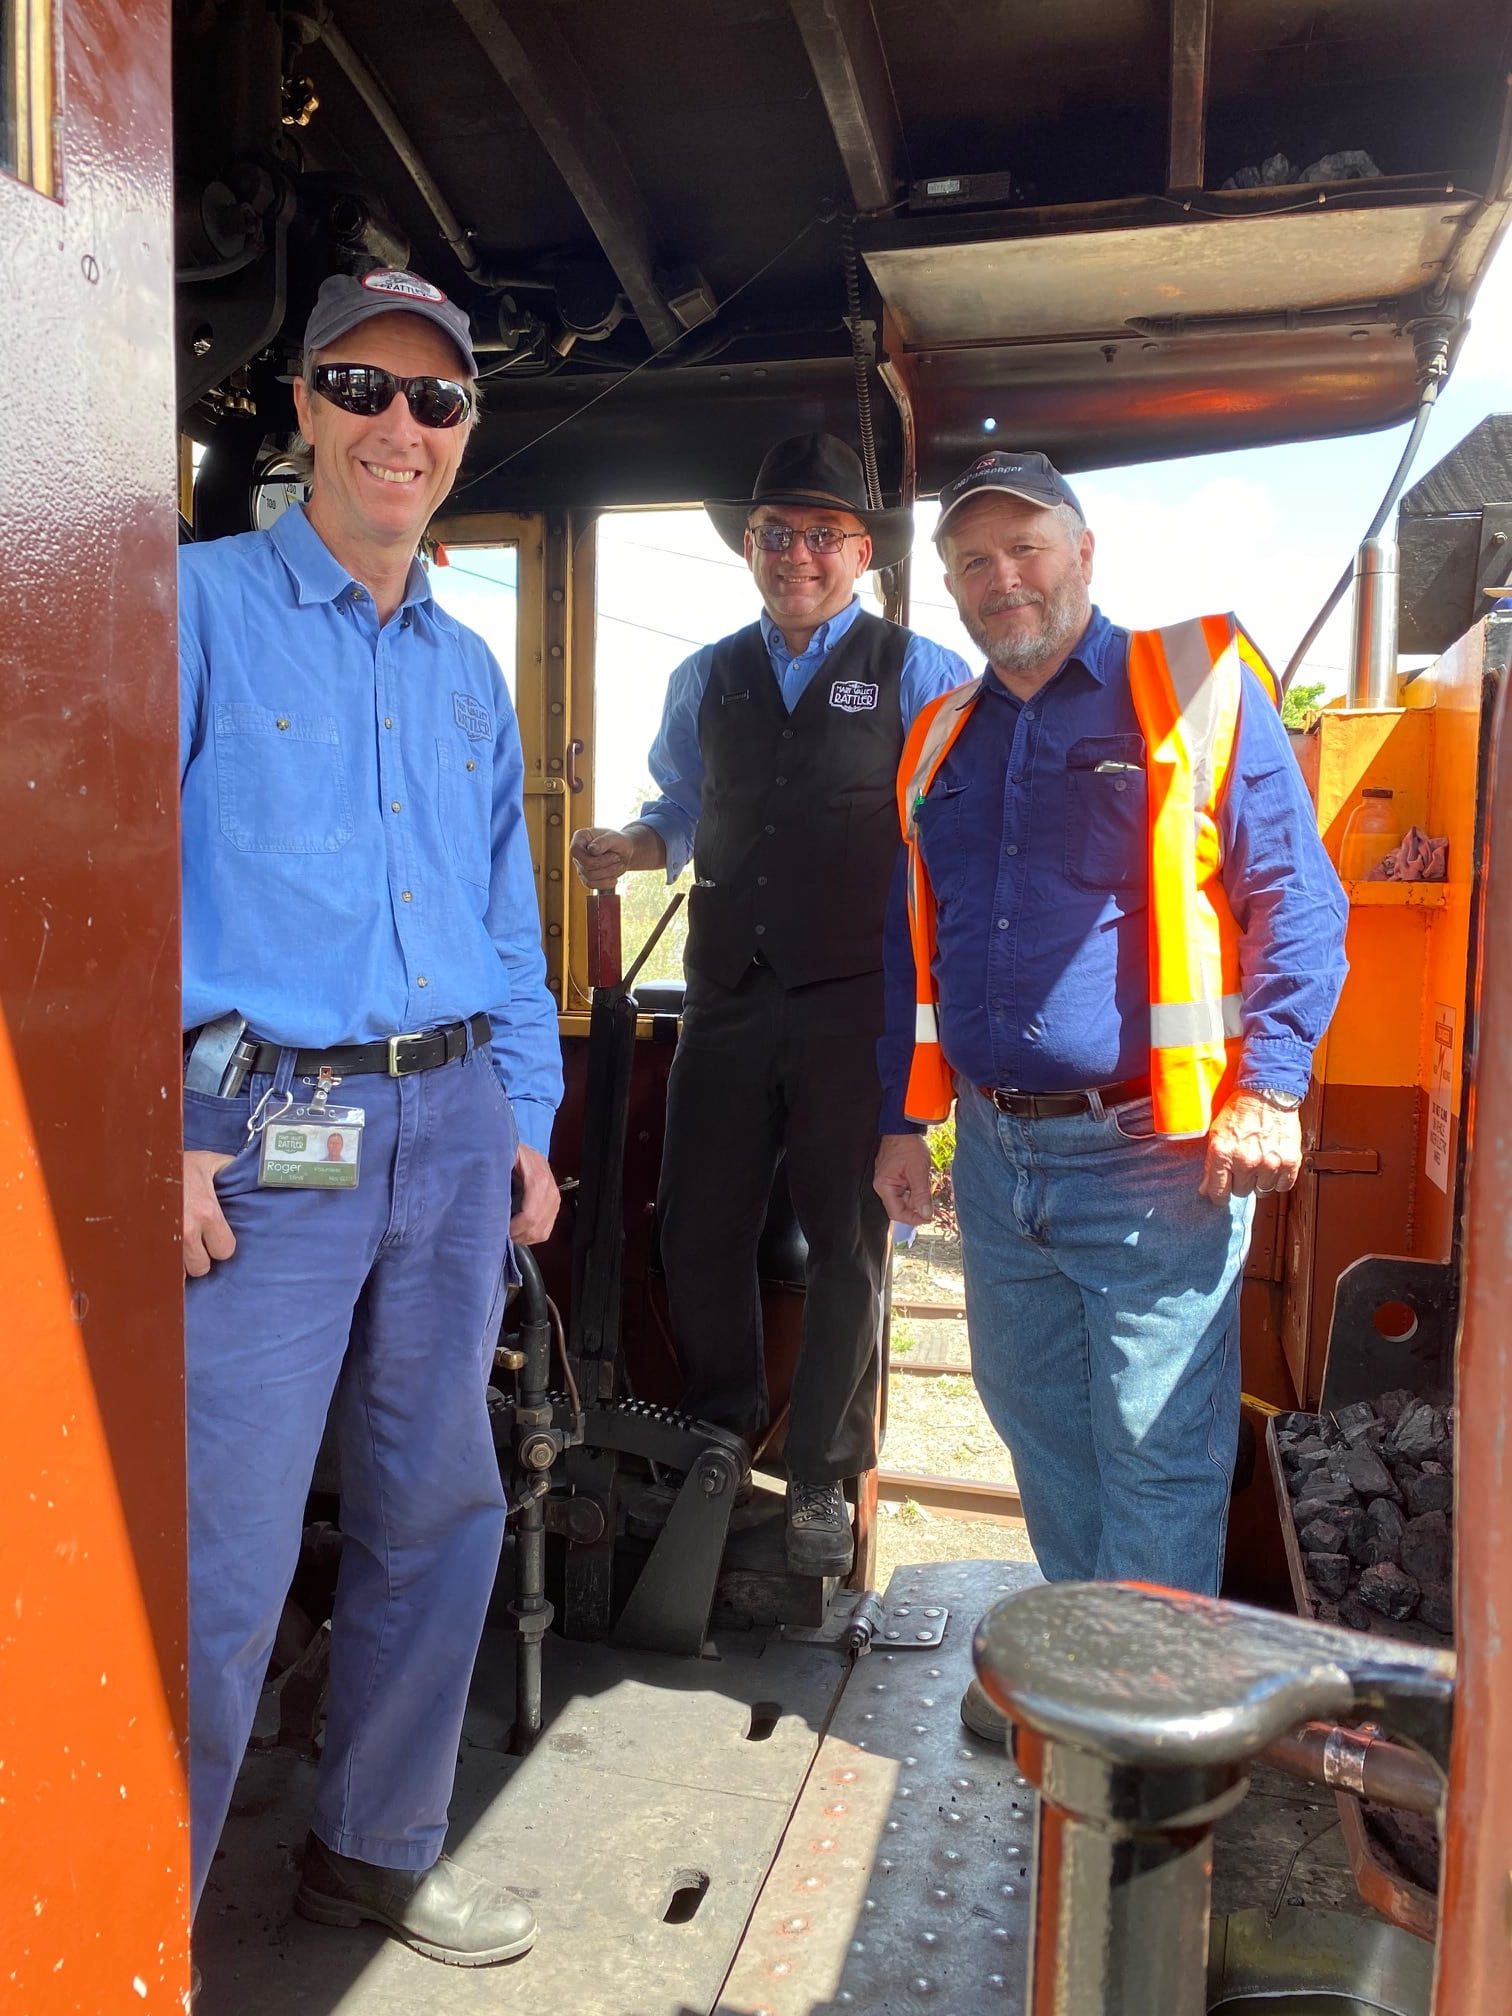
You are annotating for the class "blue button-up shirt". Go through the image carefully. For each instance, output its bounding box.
[637,598,972,877]
[879,607,1348,1132]
[179,505,562,1154]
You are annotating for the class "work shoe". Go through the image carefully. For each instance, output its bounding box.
[785,1480,854,1575]
[294,1832,537,1966]
[960,1677,1012,1746]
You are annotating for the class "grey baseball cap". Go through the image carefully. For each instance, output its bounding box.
[302,268,477,376]
[934,449,1084,543]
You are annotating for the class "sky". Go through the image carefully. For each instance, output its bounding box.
[432,239,1512,837]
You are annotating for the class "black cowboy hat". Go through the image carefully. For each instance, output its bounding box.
[705,433,914,571]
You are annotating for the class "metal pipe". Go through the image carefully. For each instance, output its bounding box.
[1261,1721,1442,1818]
[287,8,483,283]
[508,1246,555,1756]
[1348,533,1400,708]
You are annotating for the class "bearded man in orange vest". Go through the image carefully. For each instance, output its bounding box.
[871,451,1348,1742]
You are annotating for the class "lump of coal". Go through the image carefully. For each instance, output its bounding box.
[1300,1517,1346,1553]
[1376,1389,1416,1428]
[1292,1476,1360,1510]
[1357,1562,1421,1621]
[1366,1497,1406,1551]
[1339,1594,1374,1632]
[1400,1510,1452,1587]
[1338,1448,1398,1499]
[1388,1401,1448,1464]
[1331,1504,1368,1559]
[1309,1552,1352,1601]
[1418,1584,1454,1635]
[1334,1401,1383,1447]
[1406,1465,1453,1519]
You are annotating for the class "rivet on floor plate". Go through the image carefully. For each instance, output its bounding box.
[838,1995,854,2006]
[954,1778,974,1791]
[910,1978,937,1995]
[987,1977,1008,1992]
[1000,1883,1017,1898]
[928,1668,943,1678]
[864,1898,877,1913]
[896,1605,912,1616]
[801,1875,823,1892]
[898,1786,913,1799]
[918,1931,939,1947]
[850,1939,866,1955]
[769,1958,792,1977]
[886,1631,902,1640]
[991,1926,1011,1942]
[924,1608,943,1619]
[825,1802,849,1817]
[946,1812,965,1825]
[957,1747,975,1761]
[904,1755,918,1767]
[783,1916,808,1934]
[834,1768,858,1783]
[862,1711,875,1722]
[913,1724,928,1735]
[874,1683,888,1692]
[940,1849,962,1865]
[814,1838,836,1853]
[917,1631,934,1642]
[879,1857,896,1873]
[931,1887,953,1904]
[921,1697,937,1709]
[886,1820,901,1833]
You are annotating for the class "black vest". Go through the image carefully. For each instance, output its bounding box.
[686,611,909,989]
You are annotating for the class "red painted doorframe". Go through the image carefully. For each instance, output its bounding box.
[0,1,188,2008]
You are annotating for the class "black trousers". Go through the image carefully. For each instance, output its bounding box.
[657,960,890,1483]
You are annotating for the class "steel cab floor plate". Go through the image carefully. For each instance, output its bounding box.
[196,1623,850,2016]
[197,1558,1376,2015]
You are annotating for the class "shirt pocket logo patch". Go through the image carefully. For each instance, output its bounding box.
[453,691,493,740]
[215,705,353,854]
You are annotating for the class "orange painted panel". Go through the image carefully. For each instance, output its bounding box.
[0,0,186,2008]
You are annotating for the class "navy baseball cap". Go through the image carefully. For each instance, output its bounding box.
[934,450,1084,543]
[302,268,477,376]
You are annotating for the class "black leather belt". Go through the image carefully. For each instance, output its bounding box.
[979,1073,1150,1119]
[244,1012,492,1080]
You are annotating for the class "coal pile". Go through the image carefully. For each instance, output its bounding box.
[1274,1391,1455,1645]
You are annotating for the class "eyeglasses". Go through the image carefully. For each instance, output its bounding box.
[312,364,474,430]
[749,522,868,556]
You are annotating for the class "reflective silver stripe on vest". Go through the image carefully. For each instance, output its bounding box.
[904,678,983,836]
[1159,616,1229,811]
[915,1003,938,1041]
[1150,993,1243,1047]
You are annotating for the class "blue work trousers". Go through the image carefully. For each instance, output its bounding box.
[184,1041,516,1907]
[952,1082,1253,1595]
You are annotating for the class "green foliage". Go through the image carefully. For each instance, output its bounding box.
[618,863,691,985]
[1281,680,1327,732]
[927,1114,956,1176]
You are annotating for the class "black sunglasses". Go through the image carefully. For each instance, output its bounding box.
[312,363,474,430]
[749,522,868,555]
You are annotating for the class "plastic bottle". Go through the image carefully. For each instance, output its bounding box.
[1339,787,1402,881]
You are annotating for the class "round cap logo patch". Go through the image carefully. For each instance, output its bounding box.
[361,270,447,304]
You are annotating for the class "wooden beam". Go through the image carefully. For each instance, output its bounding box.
[450,0,681,349]
[789,0,905,215]
[1167,0,1213,193]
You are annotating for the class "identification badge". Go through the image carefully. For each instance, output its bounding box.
[250,1066,365,1189]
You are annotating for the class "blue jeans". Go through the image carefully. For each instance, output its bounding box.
[183,1041,516,1907]
[952,1082,1252,1595]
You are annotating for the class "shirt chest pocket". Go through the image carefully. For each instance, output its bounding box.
[916,779,973,903]
[436,736,492,888]
[215,705,353,854]
[1064,735,1147,892]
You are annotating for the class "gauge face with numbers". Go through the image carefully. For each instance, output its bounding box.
[252,462,311,532]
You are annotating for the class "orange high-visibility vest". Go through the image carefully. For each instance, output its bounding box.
[898,614,1279,1135]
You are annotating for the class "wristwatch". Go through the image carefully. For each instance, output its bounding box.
[1248,1085,1304,1112]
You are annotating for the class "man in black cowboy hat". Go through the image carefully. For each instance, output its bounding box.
[571,433,969,1573]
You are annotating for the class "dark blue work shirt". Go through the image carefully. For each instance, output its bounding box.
[879,607,1348,1131]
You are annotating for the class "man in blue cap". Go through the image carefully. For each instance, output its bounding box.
[179,268,560,1965]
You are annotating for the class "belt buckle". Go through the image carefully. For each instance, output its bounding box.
[387,1030,429,1077]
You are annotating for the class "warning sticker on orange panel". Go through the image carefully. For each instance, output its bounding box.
[1426,1002,1455,1193]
